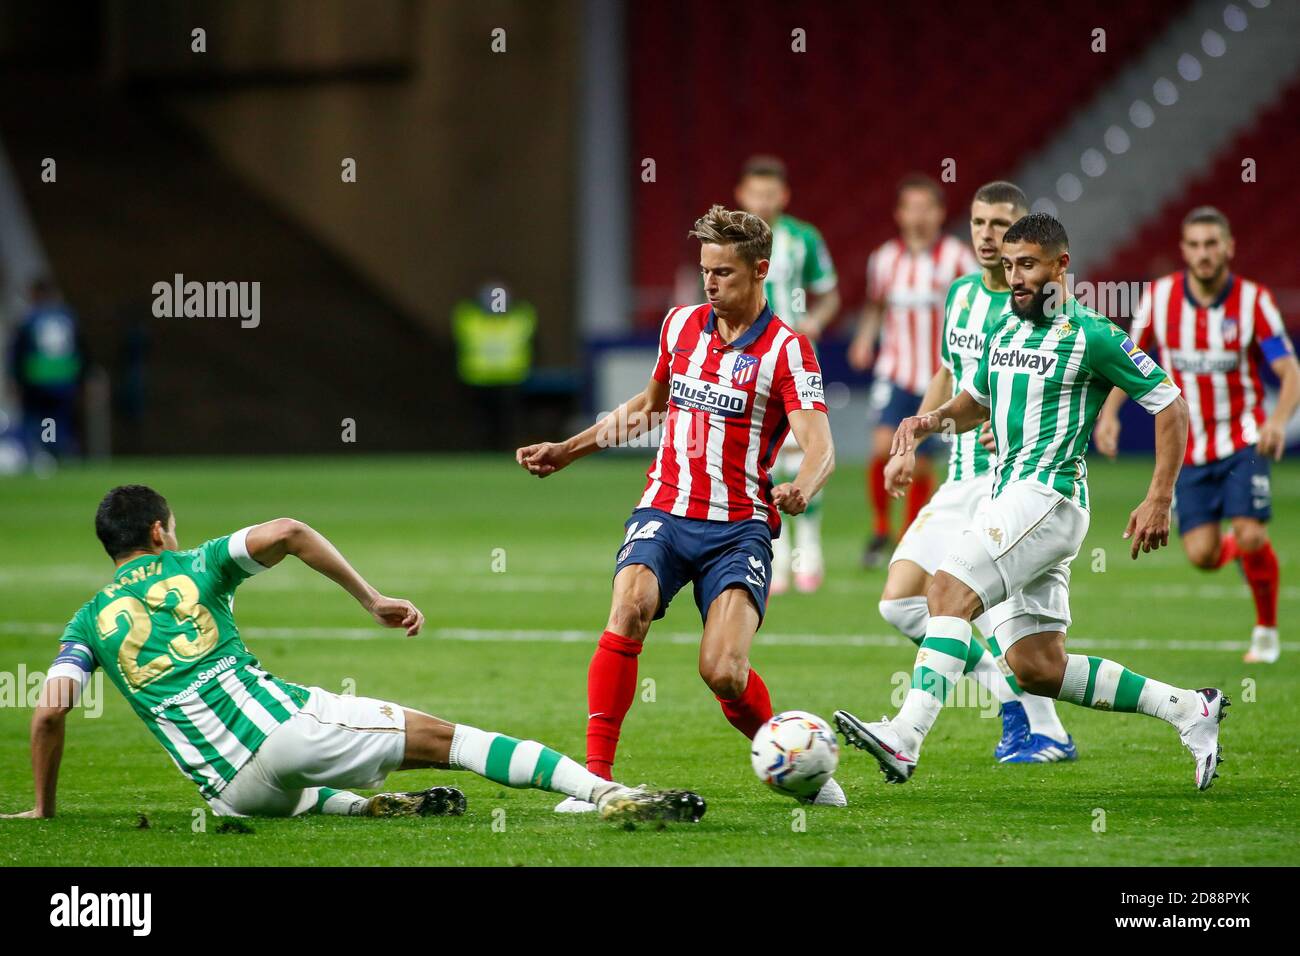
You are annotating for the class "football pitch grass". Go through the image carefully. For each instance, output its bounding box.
[1,454,1297,866]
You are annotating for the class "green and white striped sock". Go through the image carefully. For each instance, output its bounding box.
[895,615,972,745]
[1058,655,1196,729]
[894,604,1013,703]
[449,724,603,802]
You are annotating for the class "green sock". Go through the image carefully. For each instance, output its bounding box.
[1059,654,1197,727]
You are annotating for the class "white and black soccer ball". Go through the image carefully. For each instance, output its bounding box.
[751,710,839,798]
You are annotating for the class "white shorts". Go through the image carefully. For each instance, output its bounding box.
[938,481,1090,649]
[207,688,407,817]
[891,474,994,574]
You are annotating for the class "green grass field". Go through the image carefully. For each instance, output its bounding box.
[1,455,1297,866]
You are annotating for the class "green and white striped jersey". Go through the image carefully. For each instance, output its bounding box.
[765,213,837,322]
[939,272,1009,482]
[57,530,309,799]
[965,298,1180,510]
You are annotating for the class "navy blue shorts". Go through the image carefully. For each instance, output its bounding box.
[870,379,938,457]
[1175,446,1272,534]
[614,508,773,625]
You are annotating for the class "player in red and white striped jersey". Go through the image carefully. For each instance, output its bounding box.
[850,175,978,567]
[517,205,843,808]
[1097,207,1300,663]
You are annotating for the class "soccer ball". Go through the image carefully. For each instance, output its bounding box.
[751,710,839,798]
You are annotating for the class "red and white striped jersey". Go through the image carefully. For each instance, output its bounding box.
[1131,272,1294,465]
[868,235,977,393]
[638,303,827,533]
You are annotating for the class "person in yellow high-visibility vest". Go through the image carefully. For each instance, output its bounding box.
[452,286,536,447]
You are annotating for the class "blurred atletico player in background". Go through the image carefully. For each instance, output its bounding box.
[1096,206,1300,663]
[734,156,840,594]
[849,175,977,568]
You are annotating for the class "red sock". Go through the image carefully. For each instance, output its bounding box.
[585,630,643,780]
[1216,532,1240,568]
[869,457,891,536]
[903,468,934,530]
[1241,541,1279,628]
[717,668,773,740]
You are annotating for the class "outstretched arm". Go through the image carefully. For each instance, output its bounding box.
[517,376,670,477]
[883,367,954,497]
[1124,396,1189,559]
[798,287,841,341]
[772,409,835,515]
[1,677,77,819]
[848,301,883,371]
[1258,354,1300,460]
[892,388,989,457]
[244,520,424,636]
[1094,386,1127,459]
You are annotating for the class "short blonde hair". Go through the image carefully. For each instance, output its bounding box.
[688,204,772,265]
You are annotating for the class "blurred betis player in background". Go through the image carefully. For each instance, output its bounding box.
[735,156,840,593]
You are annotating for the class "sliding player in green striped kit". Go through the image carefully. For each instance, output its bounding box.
[836,214,1229,791]
[2,485,704,822]
[875,182,1075,763]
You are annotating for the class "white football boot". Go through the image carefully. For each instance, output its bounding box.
[1180,688,1229,791]
[834,710,918,783]
[805,776,847,807]
[1244,626,1280,664]
[553,796,596,814]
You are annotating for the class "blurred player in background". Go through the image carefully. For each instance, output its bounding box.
[6,278,85,463]
[878,181,1075,763]
[734,156,839,593]
[850,175,977,567]
[3,485,705,823]
[518,205,844,809]
[1096,207,1299,663]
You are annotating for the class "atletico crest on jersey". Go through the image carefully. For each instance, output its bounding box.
[732,353,760,386]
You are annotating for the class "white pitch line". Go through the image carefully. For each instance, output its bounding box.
[3,566,1297,600]
[0,621,1282,653]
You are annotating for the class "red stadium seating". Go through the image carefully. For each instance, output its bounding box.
[628,0,1192,327]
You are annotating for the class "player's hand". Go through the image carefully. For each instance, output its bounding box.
[847,334,875,371]
[1123,495,1172,560]
[772,483,808,515]
[367,595,424,637]
[516,441,572,478]
[797,320,822,342]
[1257,420,1287,461]
[0,809,46,819]
[977,420,996,452]
[890,413,937,457]
[1093,414,1121,460]
[884,451,915,498]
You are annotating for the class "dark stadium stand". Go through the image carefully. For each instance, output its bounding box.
[1090,72,1300,316]
[627,0,1193,327]
[0,75,457,454]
